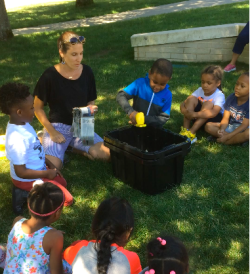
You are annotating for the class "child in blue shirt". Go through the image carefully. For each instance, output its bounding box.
[205,72,249,144]
[116,59,172,127]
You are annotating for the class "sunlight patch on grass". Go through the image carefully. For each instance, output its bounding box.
[0,58,13,64]
[177,185,194,198]
[196,187,210,198]
[175,220,194,233]
[237,184,249,195]
[226,240,243,262]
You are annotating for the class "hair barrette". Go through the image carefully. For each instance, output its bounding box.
[170,271,176,274]
[157,237,166,245]
[145,269,155,274]
[149,252,154,256]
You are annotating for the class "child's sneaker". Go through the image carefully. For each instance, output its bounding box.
[179,127,197,144]
[224,64,236,72]
[179,126,189,136]
[186,131,197,144]
[0,244,6,268]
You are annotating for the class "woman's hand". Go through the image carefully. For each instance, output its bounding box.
[87,104,98,115]
[50,129,66,144]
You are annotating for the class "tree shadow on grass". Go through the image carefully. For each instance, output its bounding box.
[7,0,187,29]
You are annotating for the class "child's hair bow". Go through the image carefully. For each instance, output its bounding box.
[157,237,166,245]
[145,269,155,274]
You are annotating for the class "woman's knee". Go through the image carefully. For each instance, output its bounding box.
[46,155,63,170]
[89,142,110,160]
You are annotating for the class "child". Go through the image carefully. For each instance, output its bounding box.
[116,58,172,127]
[205,72,249,144]
[3,182,72,274]
[0,82,73,214]
[139,235,189,274]
[180,65,225,143]
[63,197,142,274]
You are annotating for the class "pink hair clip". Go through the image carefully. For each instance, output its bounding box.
[149,252,154,256]
[145,269,155,274]
[157,237,166,245]
[170,271,176,274]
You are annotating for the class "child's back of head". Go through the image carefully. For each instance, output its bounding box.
[146,235,189,274]
[28,182,64,221]
[0,82,30,115]
[92,197,134,274]
[150,59,173,78]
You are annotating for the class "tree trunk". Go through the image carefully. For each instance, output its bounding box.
[0,0,13,40]
[76,0,94,7]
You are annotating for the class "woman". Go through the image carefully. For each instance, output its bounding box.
[34,31,110,170]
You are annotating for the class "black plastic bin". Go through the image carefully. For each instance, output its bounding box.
[104,126,191,195]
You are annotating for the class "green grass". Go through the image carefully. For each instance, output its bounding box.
[7,0,187,29]
[0,2,249,274]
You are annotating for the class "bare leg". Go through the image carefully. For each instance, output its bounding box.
[46,155,63,170]
[89,142,110,161]
[229,53,240,66]
[224,128,249,145]
[189,101,214,134]
[205,122,220,137]
[205,122,221,137]
[71,142,110,161]
[183,97,199,129]
[72,147,94,160]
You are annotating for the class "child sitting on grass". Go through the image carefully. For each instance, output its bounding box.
[205,72,249,145]
[0,82,73,214]
[116,58,172,127]
[180,65,225,143]
[139,235,189,274]
[63,197,142,274]
[2,182,72,274]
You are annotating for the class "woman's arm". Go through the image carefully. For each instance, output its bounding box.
[34,96,66,143]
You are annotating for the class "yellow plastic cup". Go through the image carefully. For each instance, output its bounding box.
[135,112,146,127]
[0,135,6,159]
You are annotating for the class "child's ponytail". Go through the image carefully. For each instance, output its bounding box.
[96,226,116,274]
[92,197,134,274]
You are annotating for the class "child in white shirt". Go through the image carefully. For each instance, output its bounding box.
[0,82,73,214]
[179,65,225,143]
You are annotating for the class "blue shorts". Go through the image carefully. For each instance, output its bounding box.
[225,123,241,133]
[42,123,103,162]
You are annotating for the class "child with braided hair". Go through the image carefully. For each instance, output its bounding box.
[63,197,142,274]
[2,182,72,274]
[139,235,189,274]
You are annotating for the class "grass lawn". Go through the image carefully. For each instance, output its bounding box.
[7,0,187,30]
[0,1,249,273]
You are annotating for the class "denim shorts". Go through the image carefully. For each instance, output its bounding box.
[42,123,103,162]
[225,123,241,133]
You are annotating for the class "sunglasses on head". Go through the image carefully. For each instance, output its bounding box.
[65,36,85,45]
